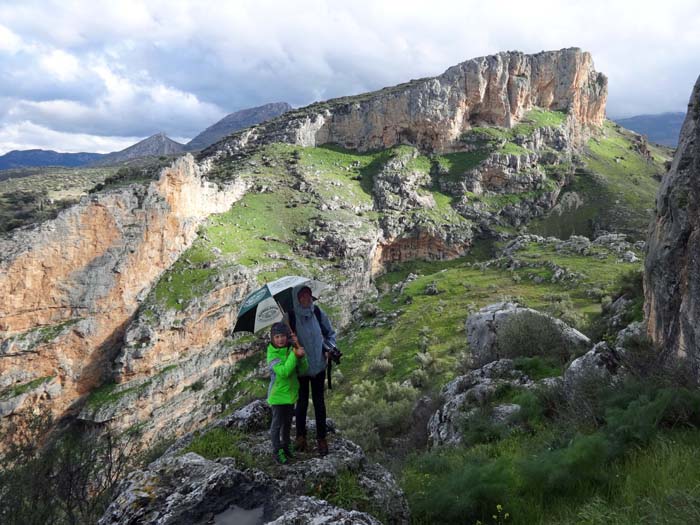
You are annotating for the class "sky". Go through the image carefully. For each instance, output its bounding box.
[0,0,699,154]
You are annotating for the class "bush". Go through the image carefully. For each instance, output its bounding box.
[544,293,583,328]
[497,311,572,364]
[0,419,140,525]
[462,408,508,446]
[369,358,393,376]
[339,380,418,451]
[404,453,515,524]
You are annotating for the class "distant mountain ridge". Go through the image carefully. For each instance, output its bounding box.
[92,132,186,166]
[613,112,685,147]
[0,102,293,171]
[0,149,104,170]
[185,102,292,151]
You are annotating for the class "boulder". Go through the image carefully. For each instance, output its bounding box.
[466,302,591,365]
[427,359,532,447]
[563,341,623,400]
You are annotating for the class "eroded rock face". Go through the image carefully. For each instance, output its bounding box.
[645,76,700,373]
[209,48,606,157]
[0,155,247,442]
[99,401,409,525]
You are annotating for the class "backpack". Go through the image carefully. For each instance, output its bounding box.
[287,306,337,389]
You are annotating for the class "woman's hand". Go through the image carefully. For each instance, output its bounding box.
[294,346,305,358]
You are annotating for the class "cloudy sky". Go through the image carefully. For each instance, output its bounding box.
[0,0,699,154]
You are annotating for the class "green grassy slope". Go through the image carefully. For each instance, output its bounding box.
[528,121,671,239]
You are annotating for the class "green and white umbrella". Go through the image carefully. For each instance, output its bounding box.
[233,275,328,334]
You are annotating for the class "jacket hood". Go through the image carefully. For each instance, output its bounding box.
[291,284,314,318]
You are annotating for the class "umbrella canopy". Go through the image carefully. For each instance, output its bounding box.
[233,275,327,334]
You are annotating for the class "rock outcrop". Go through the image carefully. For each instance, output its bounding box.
[207,48,606,157]
[645,75,700,373]
[99,401,409,524]
[427,359,535,447]
[466,302,591,365]
[0,155,247,443]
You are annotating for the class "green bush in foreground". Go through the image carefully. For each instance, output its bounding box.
[403,381,700,524]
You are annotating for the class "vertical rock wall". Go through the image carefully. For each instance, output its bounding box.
[0,155,247,436]
[645,75,700,373]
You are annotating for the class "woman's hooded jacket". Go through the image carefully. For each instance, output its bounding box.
[290,284,336,377]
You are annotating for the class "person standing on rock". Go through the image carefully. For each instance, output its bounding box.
[289,285,336,456]
[267,322,308,464]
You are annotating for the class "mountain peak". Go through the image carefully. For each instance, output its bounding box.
[186,102,292,151]
[93,133,185,166]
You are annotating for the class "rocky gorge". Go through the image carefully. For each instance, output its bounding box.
[1,47,690,524]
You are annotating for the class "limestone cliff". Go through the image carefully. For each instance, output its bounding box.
[645,75,700,370]
[2,48,609,452]
[206,48,606,157]
[0,155,247,439]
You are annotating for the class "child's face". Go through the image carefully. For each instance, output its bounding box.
[272,333,288,348]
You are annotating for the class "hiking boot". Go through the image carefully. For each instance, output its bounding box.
[317,438,329,457]
[275,448,288,465]
[295,435,307,453]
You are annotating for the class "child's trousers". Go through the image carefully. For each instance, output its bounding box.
[270,404,294,452]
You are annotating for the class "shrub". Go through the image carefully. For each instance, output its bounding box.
[497,311,572,364]
[544,293,583,328]
[369,358,393,376]
[339,380,418,451]
[462,408,508,446]
[520,432,611,497]
[0,419,141,525]
[409,368,429,388]
[404,453,515,524]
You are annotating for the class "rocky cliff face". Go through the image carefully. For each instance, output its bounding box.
[645,76,700,371]
[2,48,609,454]
[207,48,606,157]
[0,155,246,441]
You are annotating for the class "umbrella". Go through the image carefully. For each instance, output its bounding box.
[233,275,328,334]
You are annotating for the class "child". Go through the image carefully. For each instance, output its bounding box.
[267,322,308,464]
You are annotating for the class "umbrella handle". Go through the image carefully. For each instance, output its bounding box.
[275,299,301,350]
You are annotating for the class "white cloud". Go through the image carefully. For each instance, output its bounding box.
[0,23,23,53]
[1,0,700,151]
[39,49,81,82]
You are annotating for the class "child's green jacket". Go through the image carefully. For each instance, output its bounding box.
[266,343,309,405]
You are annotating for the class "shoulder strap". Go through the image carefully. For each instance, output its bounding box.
[314,305,330,339]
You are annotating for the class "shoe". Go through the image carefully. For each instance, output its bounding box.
[317,438,329,457]
[283,445,294,459]
[295,435,307,453]
[275,448,288,465]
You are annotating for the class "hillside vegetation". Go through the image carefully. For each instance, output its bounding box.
[2,111,679,524]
